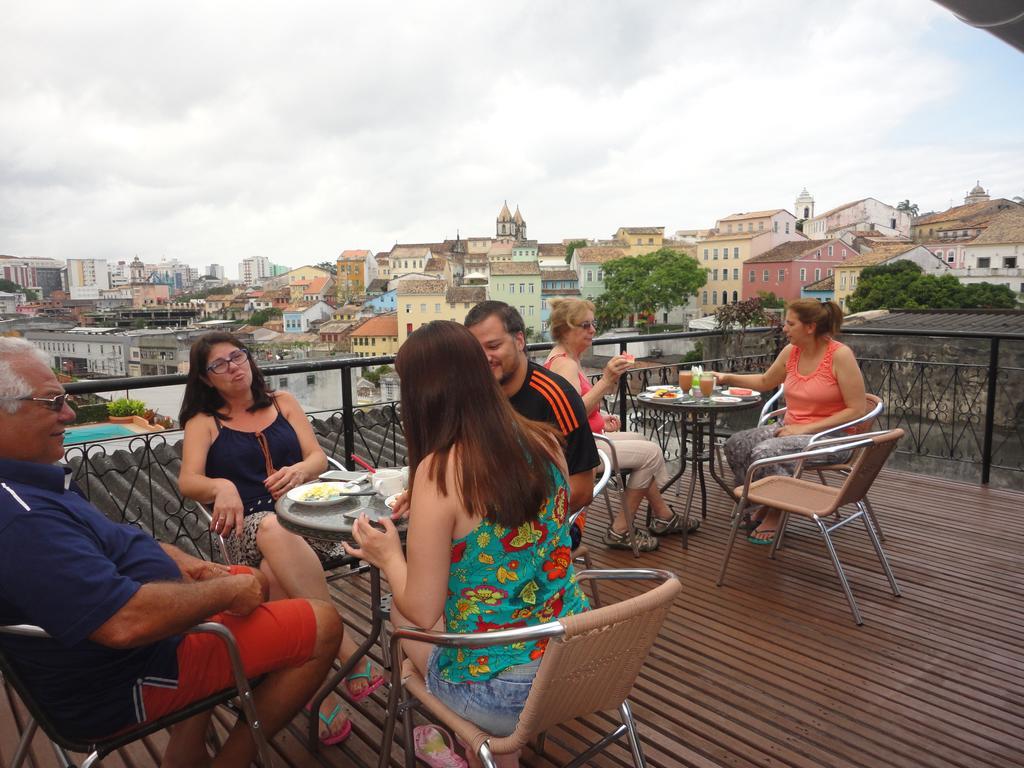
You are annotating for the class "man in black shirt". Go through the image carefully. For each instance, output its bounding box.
[465,302,600,531]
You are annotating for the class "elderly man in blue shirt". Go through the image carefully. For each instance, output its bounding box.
[0,337,342,768]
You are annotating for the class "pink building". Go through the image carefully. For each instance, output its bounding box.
[742,240,856,302]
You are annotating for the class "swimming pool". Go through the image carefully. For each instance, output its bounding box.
[63,423,139,445]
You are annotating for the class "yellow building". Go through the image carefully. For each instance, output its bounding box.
[396,277,447,346]
[911,199,1020,242]
[336,249,371,298]
[349,312,399,358]
[614,227,664,255]
[697,209,803,314]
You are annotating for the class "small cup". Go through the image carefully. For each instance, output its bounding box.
[372,468,407,498]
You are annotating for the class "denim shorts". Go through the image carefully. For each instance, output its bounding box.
[425,647,541,736]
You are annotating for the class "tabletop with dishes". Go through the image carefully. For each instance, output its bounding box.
[275,467,408,542]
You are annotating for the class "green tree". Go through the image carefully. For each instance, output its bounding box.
[848,260,1018,312]
[314,261,338,275]
[248,307,283,326]
[756,290,785,309]
[714,297,776,354]
[0,278,39,301]
[593,292,631,329]
[362,364,392,385]
[564,239,588,265]
[896,200,920,218]
[602,248,706,323]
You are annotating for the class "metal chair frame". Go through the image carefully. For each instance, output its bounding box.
[567,446,614,607]
[717,430,903,625]
[592,434,644,558]
[0,622,274,768]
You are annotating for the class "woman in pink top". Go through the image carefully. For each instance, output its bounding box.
[544,298,696,553]
[711,300,866,545]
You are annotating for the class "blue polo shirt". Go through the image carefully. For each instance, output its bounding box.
[0,458,183,739]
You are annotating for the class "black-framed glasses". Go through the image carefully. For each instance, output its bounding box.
[1,393,70,412]
[206,348,251,374]
[577,320,598,331]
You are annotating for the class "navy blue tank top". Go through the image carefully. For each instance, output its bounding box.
[204,401,303,515]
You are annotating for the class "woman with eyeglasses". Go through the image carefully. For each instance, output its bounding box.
[544,298,692,553]
[178,331,381,746]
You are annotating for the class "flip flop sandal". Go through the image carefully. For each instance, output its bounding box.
[413,724,468,768]
[747,529,776,546]
[343,659,386,703]
[306,700,352,746]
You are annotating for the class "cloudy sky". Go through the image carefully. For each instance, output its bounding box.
[2,0,1023,277]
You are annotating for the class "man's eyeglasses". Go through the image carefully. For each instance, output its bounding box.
[577,321,599,331]
[206,348,251,375]
[1,394,70,412]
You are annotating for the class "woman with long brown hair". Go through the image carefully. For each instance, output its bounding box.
[178,332,382,746]
[711,300,866,545]
[345,321,589,767]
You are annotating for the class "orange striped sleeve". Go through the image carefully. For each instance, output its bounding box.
[529,371,581,435]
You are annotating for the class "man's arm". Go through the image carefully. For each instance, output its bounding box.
[88,572,266,649]
[568,471,594,512]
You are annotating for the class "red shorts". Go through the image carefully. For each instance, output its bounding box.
[139,567,318,723]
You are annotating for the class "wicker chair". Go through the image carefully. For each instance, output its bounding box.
[0,622,274,768]
[378,568,681,768]
[717,429,903,625]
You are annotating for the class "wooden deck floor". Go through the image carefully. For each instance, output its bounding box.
[3,467,1023,767]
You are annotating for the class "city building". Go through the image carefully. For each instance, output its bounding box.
[350,312,399,358]
[833,243,949,310]
[487,261,542,334]
[238,255,273,285]
[389,246,433,281]
[396,277,448,345]
[952,206,1024,293]
[800,274,835,302]
[0,291,27,314]
[65,258,110,300]
[911,197,1020,242]
[794,188,815,221]
[0,255,64,297]
[698,209,803,312]
[540,268,581,337]
[742,240,856,302]
[803,198,911,240]
[571,245,627,300]
[336,249,376,298]
[282,301,334,333]
[495,201,527,242]
[613,227,665,255]
[24,327,132,377]
[206,264,225,280]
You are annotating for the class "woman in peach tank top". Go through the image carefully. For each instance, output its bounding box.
[710,300,867,545]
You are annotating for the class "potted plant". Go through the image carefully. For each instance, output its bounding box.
[107,398,147,423]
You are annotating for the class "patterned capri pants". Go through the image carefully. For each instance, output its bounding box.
[723,424,852,486]
[225,510,346,568]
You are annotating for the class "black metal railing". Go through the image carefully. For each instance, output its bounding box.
[59,324,1024,555]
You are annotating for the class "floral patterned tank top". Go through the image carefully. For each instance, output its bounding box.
[437,463,590,683]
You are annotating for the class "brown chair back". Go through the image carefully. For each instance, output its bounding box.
[831,429,903,510]
[469,576,681,756]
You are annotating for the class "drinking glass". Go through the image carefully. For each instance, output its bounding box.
[699,373,715,398]
[678,369,692,392]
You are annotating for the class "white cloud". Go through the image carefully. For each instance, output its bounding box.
[1,0,1022,275]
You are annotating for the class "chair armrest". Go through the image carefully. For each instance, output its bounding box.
[807,400,884,446]
[0,624,50,638]
[187,622,252,693]
[758,406,787,426]
[735,435,874,504]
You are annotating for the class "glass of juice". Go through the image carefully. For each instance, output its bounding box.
[699,373,715,398]
[678,368,692,392]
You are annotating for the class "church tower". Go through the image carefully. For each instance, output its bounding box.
[794,188,815,220]
[513,205,526,240]
[964,181,990,205]
[496,201,513,239]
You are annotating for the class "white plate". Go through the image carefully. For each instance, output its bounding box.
[643,391,683,400]
[726,387,758,398]
[711,395,741,403]
[384,493,402,510]
[646,385,681,392]
[287,481,359,505]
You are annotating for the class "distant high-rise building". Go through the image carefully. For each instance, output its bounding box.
[270,263,290,276]
[206,264,225,280]
[238,255,272,285]
[66,258,110,300]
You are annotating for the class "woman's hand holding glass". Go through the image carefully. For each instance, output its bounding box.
[211,482,245,538]
[343,514,403,568]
